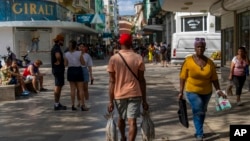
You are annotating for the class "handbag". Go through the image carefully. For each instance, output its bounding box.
[118,53,139,80]
[177,99,189,128]
[226,81,233,96]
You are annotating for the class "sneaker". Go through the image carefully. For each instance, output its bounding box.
[196,136,203,141]
[81,105,89,111]
[195,135,204,141]
[54,103,67,111]
[237,101,243,106]
[40,88,48,92]
[21,90,30,96]
[72,105,77,111]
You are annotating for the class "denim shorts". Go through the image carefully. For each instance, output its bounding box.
[82,67,89,82]
[114,97,142,120]
[9,77,17,85]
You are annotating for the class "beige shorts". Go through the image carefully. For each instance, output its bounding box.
[114,97,142,120]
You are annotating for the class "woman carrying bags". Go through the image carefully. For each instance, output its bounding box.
[178,37,227,141]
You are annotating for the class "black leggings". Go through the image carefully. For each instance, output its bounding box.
[232,75,246,95]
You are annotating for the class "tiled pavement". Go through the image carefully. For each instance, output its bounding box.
[0,59,250,141]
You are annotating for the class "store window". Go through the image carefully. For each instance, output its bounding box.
[238,11,250,57]
[181,16,207,32]
[215,16,221,32]
[222,28,234,66]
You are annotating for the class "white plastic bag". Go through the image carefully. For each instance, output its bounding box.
[215,90,232,112]
[141,111,155,141]
[104,112,118,141]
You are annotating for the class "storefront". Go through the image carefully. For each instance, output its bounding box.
[239,11,250,55]
[0,0,98,64]
[210,0,250,67]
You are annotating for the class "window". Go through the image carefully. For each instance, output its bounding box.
[181,16,207,32]
[238,11,250,56]
[215,16,221,32]
[222,28,234,65]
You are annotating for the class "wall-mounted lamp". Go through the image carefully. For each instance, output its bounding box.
[184,2,193,5]
[181,7,189,10]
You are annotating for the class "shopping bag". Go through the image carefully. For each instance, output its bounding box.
[104,112,118,141]
[141,111,155,141]
[177,99,189,128]
[215,91,232,112]
[226,81,233,96]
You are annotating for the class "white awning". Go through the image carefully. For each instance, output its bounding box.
[159,0,218,13]
[0,21,98,34]
[142,25,163,31]
[210,0,250,16]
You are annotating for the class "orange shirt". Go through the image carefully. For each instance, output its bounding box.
[107,49,145,99]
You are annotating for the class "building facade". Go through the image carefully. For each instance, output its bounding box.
[141,0,219,46]
[0,0,98,64]
[158,0,250,67]
[103,0,119,45]
[210,0,250,66]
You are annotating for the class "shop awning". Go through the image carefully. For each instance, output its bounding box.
[0,21,98,34]
[159,0,218,13]
[142,25,163,31]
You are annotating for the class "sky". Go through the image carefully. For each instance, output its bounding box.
[118,0,141,15]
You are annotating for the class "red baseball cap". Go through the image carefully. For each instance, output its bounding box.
[119,34,132,46]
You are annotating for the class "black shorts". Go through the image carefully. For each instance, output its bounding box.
[52,68,65,86]
[67,66,83,82]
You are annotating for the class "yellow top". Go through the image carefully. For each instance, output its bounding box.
[180,56,218,94]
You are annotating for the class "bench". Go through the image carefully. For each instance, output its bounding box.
[0,85,16,101]
[0,81,35,101]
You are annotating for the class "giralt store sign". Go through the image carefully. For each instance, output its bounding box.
[0,0,60,21]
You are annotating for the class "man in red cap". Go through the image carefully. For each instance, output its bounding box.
[107,33,149,141]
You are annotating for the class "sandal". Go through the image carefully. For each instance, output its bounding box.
[81,105,89,111]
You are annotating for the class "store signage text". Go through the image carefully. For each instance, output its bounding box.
[12,3,54,16]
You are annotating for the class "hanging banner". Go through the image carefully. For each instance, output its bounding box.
[76,14,105,24]
[76,14,94,24]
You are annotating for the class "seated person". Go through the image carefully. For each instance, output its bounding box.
[0,58,12,85]
[23,59,47,92]
[0,59,30,96]
[9,60,30,95]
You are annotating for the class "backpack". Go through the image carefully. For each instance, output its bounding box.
[160,45,166,53]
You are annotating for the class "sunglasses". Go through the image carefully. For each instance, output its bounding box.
[195,38,205,42]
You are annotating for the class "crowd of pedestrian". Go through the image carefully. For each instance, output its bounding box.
[1,33,249,141]
[51,34,94,111]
